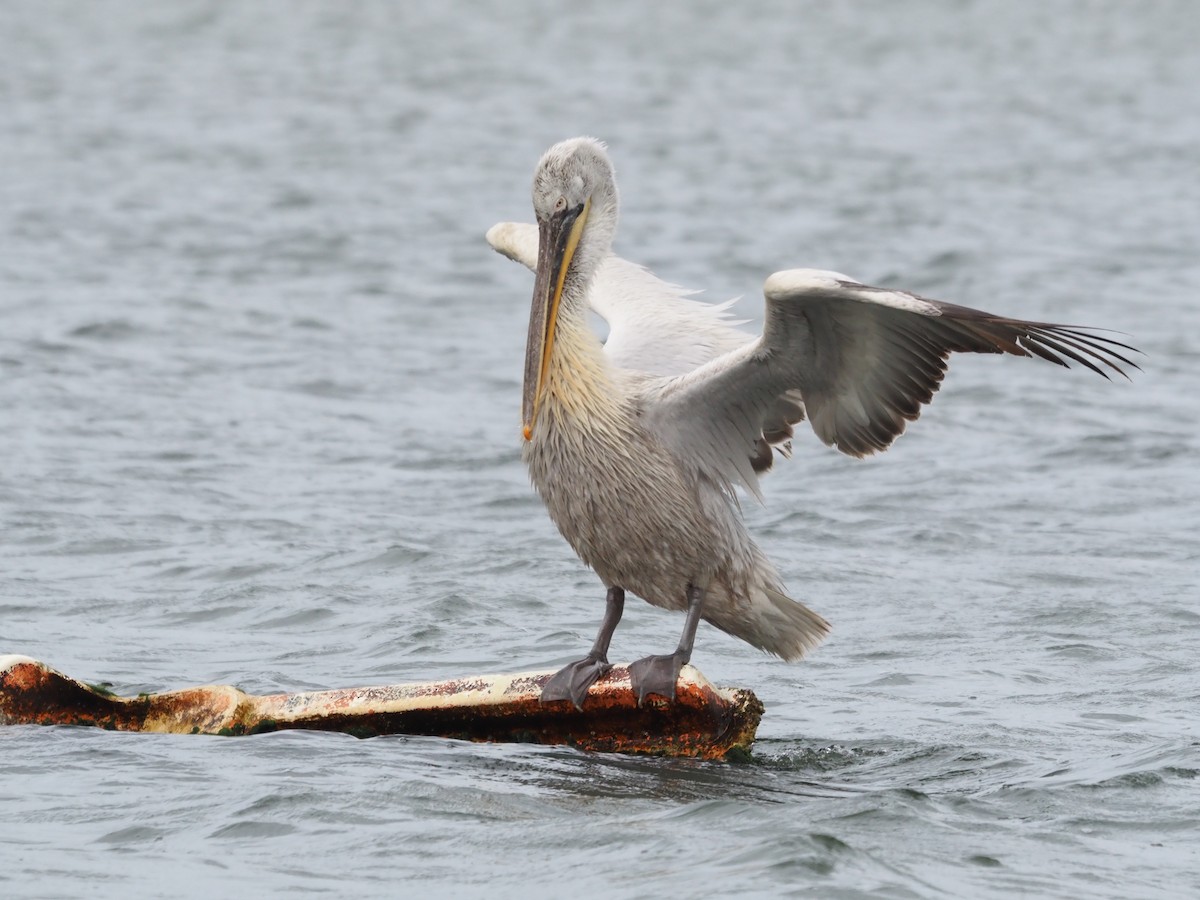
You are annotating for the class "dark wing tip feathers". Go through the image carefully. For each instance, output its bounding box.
[919,296,1140,380]
[977,320,1138,381]
[1021,325,1141,380]
[821,306,1138,460]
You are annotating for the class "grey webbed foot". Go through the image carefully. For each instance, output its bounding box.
[540,655,612,710]
[629,584,705,705]
[541,586,626,710]
[629,651,687,705]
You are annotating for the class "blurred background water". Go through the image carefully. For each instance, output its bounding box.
[2,1,1198,897]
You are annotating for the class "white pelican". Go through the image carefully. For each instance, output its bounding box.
[493,137,1136,709]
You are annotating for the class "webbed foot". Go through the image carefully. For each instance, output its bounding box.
[540,655,612,710]
[629,651,687,705]
[628,583,706,705]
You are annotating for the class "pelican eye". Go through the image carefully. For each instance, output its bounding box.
[553,196,567,213]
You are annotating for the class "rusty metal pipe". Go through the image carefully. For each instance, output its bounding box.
[0,655,762,760]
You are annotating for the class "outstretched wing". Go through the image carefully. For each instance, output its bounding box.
[486,221,750,371]
[645,268,1138,499]
[486,221,806,470]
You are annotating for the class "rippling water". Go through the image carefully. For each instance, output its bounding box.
[3,2,1199,897]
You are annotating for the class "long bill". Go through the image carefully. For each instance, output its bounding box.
[521,197,590,441]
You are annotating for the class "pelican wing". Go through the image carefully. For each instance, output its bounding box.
[485,221,539,268]
[487,221,749,372]
[488,221,806,471]
[646,268,1137,498]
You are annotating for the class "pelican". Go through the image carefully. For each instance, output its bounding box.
[494,137,1135,710]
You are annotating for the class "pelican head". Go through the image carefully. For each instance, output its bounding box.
[522,137,620,440]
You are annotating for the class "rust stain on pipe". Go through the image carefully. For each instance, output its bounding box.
[1,655,762,759]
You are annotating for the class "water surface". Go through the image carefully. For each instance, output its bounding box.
[2,2,1198,897]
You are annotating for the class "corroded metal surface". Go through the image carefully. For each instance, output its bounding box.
[0,655,762,759]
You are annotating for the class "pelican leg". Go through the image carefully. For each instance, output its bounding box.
[540,587,625,710]
[629,584,704,705]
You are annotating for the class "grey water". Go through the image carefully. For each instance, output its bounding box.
[2,1,1198,897]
